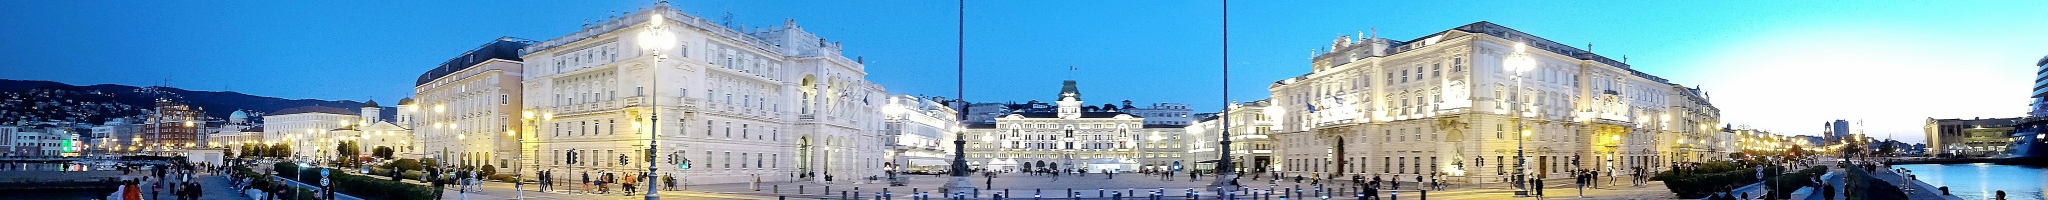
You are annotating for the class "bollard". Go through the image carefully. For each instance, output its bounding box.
[1356,192,1365,200]
[885,188,892,200]
[1390,191,1397,200]
[843,191,849,200]
[1099,189,1105,198]
[1419,190,1426,200]
[781,196,788,200]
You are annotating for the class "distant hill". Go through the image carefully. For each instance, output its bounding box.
[0,79,396,125]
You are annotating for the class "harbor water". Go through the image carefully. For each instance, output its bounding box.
[1895,163,2046,200]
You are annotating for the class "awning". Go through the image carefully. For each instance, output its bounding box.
[908,159,949,166]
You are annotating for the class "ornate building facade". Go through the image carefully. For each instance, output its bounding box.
[963,80,1188,172]
[1267,21,1721,183]
[519,2,885,184]
[409,37,529,172]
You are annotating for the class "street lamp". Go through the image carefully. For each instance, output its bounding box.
[517,109,541,199]
[636,10,676,200]
[1504,41,1536,195]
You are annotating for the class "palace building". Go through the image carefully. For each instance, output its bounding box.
[1266,21,1722,183]
[963,80,1189,172]
[515,2,886,184]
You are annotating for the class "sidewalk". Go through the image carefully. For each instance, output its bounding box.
[194,173,254,200]
[270,175,365,200]
[1869,168,1962,200]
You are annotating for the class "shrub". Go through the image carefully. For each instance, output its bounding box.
[318,167,437,200]
[481,165,497,176]
[274,162,300,178]
[402,170,425,180]
[487,174,515,182]
[384,159,423,172]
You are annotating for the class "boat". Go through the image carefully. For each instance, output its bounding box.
[2000,118,2048,165]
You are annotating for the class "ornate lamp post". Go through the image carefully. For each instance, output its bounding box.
[1208,0,1240,191]
[943,0,977,194]
[637,9,677,200]
[1504,41,1536,196]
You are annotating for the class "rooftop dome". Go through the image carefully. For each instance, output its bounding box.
[398,98,415,105]
[229,110,248,120]
[362,100,380,108]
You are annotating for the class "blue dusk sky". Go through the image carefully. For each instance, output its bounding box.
[3,1,2044,143]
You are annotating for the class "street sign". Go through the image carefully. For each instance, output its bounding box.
[321,168,330,176]
[321,177,330,186]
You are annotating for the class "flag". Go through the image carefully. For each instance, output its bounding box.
[1306,101,1318,113]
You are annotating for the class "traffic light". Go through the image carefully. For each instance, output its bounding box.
[619,154,629,165]
[566,149,578,164]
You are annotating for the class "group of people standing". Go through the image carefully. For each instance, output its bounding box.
[108,161,206,200]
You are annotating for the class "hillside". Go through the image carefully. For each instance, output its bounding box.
[0,79,397,125]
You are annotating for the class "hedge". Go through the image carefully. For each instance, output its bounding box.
[274,162,437,200]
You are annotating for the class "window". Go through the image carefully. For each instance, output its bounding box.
[500,94,508,105]
[707,120,714,136]
[1432,64,1441,77]
[1400,70,1408,83]
[1453,56,1464,72]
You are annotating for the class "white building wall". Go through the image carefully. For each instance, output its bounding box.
[518,3,885,185]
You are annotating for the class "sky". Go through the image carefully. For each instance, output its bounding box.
[4,0,2044,143]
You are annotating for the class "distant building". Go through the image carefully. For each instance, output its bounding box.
[963,80,1189,172]
[263,105,372,160]
[1125,102,1193,126]
[207,110,264,154]
[880,95,959,172]
[1186,99,1276,172]
[144,100,205,155]
[1827,120,1850,144]
[410,37,527,172]
[1923,117,2025,157]
[1793,135,1824,148]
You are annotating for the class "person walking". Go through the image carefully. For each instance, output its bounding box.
[581,171,591,194]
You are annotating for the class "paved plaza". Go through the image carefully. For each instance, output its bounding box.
[426,172,1679,199]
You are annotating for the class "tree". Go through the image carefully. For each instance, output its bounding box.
[335,141,364,167]
[1877,140,1898,157]
[385,158,424,172]
[271,144,292,158]
[372,146,395,160]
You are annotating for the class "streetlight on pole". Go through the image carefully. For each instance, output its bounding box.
[1504,41,1537,196]
[637,7,677,200]
[1208,0,1240,191]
